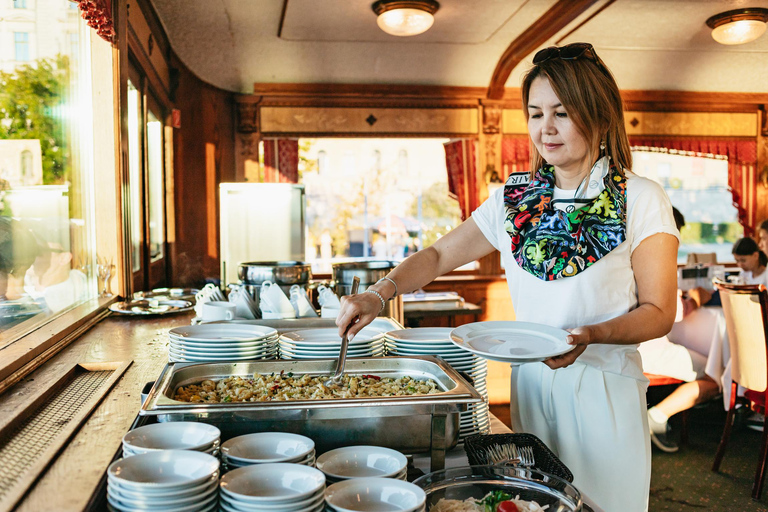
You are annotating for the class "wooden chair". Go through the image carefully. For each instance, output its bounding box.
[644,373,690,444]
[711,279,768,500]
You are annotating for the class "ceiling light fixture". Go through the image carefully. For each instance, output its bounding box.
[706,8,768,45]
[372,0,440,37]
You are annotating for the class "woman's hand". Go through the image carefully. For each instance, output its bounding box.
[335,292,382,340]
[542,326,598,370]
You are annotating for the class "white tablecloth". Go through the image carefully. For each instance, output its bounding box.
[412,414,604,512]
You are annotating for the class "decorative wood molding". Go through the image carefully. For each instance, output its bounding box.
[481,103,502,135]
[239,133,260,160]
[260,107,478,135]
[761,105,768,137]
[486,0,601,100]
[624,112,758,137]
[236,98,261,133]
[621,90,768,113]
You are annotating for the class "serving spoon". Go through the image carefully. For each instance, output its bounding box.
[324,276,360,388]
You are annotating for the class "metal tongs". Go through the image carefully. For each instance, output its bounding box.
[324,276,360,388]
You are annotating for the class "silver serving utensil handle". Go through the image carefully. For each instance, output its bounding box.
[324,276,360,388]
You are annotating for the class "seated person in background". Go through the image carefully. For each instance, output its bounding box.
[0,218,41,301]
[641,207,721,452]
[758,219,768,255]
[732,236,768,287]
[23,242,87,313]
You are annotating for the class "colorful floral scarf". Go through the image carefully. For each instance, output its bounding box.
[503,160,627,281]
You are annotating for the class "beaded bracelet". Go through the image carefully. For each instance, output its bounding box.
[376,276,399,297]
[364,289,386,312]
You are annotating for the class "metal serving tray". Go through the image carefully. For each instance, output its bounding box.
[140,356,483,470]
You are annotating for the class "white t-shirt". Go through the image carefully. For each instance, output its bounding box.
[472,164,679,381]
[743,268,768,287]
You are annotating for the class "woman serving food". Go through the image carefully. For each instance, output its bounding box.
[337,42,679,512]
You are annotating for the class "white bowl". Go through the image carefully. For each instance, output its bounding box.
[107,476,218,501]
[108,450,219,490]
[108,480,217,507]
[316,446,407,479]
[220,463,325,503]
[222,433,315,463]
[325,478,426,512]
[122,422,220,452]
[107,490,218,512]
[220,488,325,511]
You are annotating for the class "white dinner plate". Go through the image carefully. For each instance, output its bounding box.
[169,343,274,355]
[384,328,453,342]
[169,324,277,342]
[450,321,572,363]
[169,337,278,349]
[280,328,383,346]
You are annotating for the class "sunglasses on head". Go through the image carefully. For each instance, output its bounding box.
[533,43,606,71]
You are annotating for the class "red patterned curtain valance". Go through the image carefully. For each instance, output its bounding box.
[444,139,478,221]
[629,136,758,235]
[71,0,115,44]
[263,139,299,184]
[501,136,531,178]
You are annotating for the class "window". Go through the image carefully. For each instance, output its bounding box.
[146,110,165,262]
[13,0,27,8]
[14,33,30,62]
[632,151,741,263]
[301,138,462,274]
[0,2,111,354]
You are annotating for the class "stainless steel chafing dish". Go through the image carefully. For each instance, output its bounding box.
[140,356,483,470]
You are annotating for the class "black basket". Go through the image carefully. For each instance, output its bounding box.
[463,433,574,483]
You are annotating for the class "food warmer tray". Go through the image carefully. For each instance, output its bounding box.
[140,356,483,471]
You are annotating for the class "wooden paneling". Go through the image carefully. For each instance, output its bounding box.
[170,56,235,287]
[624,112,758,137]
[127,0,171,101]
[260,107,478,136]
[502,109,527,135]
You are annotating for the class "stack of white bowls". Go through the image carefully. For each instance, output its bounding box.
[168,324,279,362]
[316,446,408,483]
[122,422,221,458]
[219,463,326,512]
[220,432,315,471]
[278,328,385,360]
[384,328,490,440]
[325,478,426,512]
[107,450,219,512]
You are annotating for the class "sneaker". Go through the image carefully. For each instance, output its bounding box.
[747,412,765,432]
[648,411,679,453]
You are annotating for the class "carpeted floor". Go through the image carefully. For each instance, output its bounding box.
[490,400,768,511]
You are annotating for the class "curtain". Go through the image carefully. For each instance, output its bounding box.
[71,0,115,43]
[501,136,531,178]
[262,139,299,184]
[629,137,758,235]
[443,139,478,220]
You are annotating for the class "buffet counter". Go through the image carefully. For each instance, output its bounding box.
[1,311,499,512]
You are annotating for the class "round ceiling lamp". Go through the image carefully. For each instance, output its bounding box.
[706,8,768,45]
[372,0,440,37]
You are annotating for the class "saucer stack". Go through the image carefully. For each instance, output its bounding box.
[325,478,426,512]
[107,450,219,512]
[219,463,326,512]
[122,422,220,458]
[278,328,385,360]
[221,432,316,472]
[168,324,279,362]
[316,445,408,484]
[384,328,490,440]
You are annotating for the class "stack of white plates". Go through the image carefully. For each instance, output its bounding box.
[279,328,385,360]
[316,446,407,483]
[221,432,316,471]
[168,324,278,362]
[122,422,220,458]
[107,450,219,512]
[384,328,490,440]
[219,463,326,512]
[325,478,426,512]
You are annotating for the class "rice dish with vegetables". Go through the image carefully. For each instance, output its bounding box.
[173,370,441,402]
[430,490,549,512]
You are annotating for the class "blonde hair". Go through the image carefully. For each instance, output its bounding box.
[521,48,632,177]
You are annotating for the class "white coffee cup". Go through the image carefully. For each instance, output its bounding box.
[202,301,237,322]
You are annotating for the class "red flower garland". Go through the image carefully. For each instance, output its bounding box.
[71,0,115,44]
